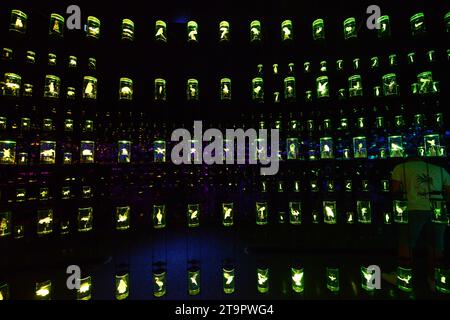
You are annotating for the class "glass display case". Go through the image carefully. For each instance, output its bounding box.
[0,283,9,300]
[154,140,166,162]
[284,77,296,101]
[312,19,325,40]
[286,138,299,160]
[80,141,95,163]
[316,76,329,99]
[78,207,93,232]
[281,20,293,41]
[430,200,447,224]
[382,73,399,96]
[410,13,426,36]
[35,280,51,300]
[10,10,27,33]
[219,21,230,42]
[153,205,166,229]
[155,20,167,42]
[187,21,198,42]
[397,267,413,292]
[66,87,76,99]
[348,75,362,97]
[252,77,264,102]
[320,137,333,159]
[256,202,268,225]
[353,137,367,158]
[291,267,304,293]
[77,276,92,300]
[187,79,199,101]
[153,269,166,297]
[37,209,53,235]
[388,135,404,158]
[40,141,56,164]
[357,200,372,224]
[188,267,200,295]
[68,56,77,68]
[393,200,408,224]
[257,267,269,293]
[115,273,129,300]
[222,203,234,227]
[326,268,339,292]
[49,13,64,37]
[154,78,167,101]
[121,19,134,41]
[220,78,231,100]
[116,206,130,231]
[3,73,21,97]
[118,140,131,163]
[223,267,235,294]
[343,17,356,39]
[424,134,441,157]
[250,20,261,42]
[289,201,302,225]
[187,204,200,228]
[435,268,450,294]
[83,76,97,99]
[377,15,390,38]
[0,211,12,237]
[119,78,133,100]
[0,141,16,164]
[323,201,337,224]
[86,16,100,39]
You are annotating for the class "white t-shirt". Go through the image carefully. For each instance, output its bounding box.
[392,161,450,211]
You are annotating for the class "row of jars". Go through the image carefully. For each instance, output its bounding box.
[8,9,450,41]
[0,133,445,166]
[0,71,441,101]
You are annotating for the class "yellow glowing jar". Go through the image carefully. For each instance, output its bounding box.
[188,267,200,295]
[116,206,130,231]
[77,276,92,300]
[49,13,64,37]
[0,211,12,237]
[10,10,27,34]
[223,267,235,294]
[35,280,51,300]
[78,207,93,232]
[257,267,269,293]
[222,203,234,227]
[153,270,166,297]
[153,205,166,229]
[256,202,268,225]
[37,209,53,236]
[86,16,100,39]
[291,267,304,293]
[115,273,129,300]
[0,141,16,164]
[187,204,200,228]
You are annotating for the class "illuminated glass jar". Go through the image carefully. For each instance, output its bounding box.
[388,135,404,158]
[353,58,360,70]
[304,61,311,73]
[220,78,231,100]
[187,21,198,42]
[286,138,299,160]
[377,15,390,38]
[373,86,381,98]
[320,61,327,72]
[188,267,200,295]
[66,87,76,99]
[257,267,269,293]
[284,76,296,101]
[353,137,367,158]
[326,268,339,292]
[83,76,97,99]
[0,283,9,300]
[381,180,390,193]
[40,188,49,201]
[63,152,72,165]
[346,212,355,224]
[289,202,302,225]
[0,211,12,237]
[348,75,362,97]
[382,73,399,96]
[361,266,377,291]
[68,56,77,68]
[49,13,64,37]
[357,200,372,224]
[37,209,53,235]
[223,267,235,294]
[256,202,268,225]
[312,19,325,40]
[82,186,92,199]
[14,225,24,239]
[370,56,379,69]
[187,79,199,101]
[410,13,425,36]
[393,200,408,224]
[154,140,166,162]
[35,281,51,300]
[116,206,130,231]
[424,134,440,157]
[151,205,166,229]
[313,76,328,99]
[40,141,56,164]
[383,211,392,224]
[43,75,60,99]
[119,78,133,100]
[18,152,28,165]
[80,141,95,163]
[320,137,333,159]
[407,52,415,65]
[291,267,304,293]
[411,83,419,95]
[21,84,32,97]
[219,21,230,42]
[61,186,71,200]
[42,118,54,132]
[336,59,344,71]
[118,140,131,163]
[278,211,286,224]
[86,16,101,39]
[427,50,435,63]
[2,48,12,61]
[252,77,264,102]
[78,207,93,232]
[153,269,167,297]
[281,20,293,41]
[250,20,261,42]
[121,19,134,41]
[388,54,397,67]
[155,20,167,42]
[26,51,35,64]
[222,203,234,226]
[0,141,16,164]
[60,220,70,235]
[77,276,92,300]
[88,56,96,69]
[323,201,337,224]
[417,71,434,95]
[4,73,21,97]
[10,10,27,33]
[115,273,129,300]
[435,268,450,294]
[257,64,263,76]
[343,17,356,39]
[154,78,166,101]
[397,267,413,292]
[430,200,447,224]
[187,204,200,228]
